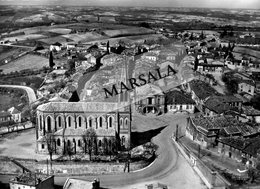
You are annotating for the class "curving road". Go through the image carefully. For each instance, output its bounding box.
[51,114,204,188]
[0,85,37,104]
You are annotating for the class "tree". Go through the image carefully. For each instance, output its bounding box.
[222,74,238,94]
[102,137,108,155]
[250,94,260,111]
[49,51,55,68]
[45,133,55,161]
[68,91,80,102]
[194,56,199,71]
[82,128,97,161]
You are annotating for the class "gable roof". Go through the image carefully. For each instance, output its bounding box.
[189,79,220,100]
[165,90,195,105]
[37,102,120,113]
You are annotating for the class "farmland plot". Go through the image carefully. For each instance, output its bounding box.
[102,27,154,37]
[0,54,49,74]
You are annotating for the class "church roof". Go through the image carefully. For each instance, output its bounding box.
[37,102,119,113]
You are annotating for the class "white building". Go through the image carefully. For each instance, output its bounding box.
[9,174,54,189]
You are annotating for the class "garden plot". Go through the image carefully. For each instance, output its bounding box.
[62,32,107,43]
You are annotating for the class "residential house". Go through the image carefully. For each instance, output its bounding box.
[8,107,21,123]
[134,84,165,115]
[238,79,255,96]
[197,62,226,74]
[184,79,220,111]
[100,53,124,66]
[9,174,54,189]
[165,89,196,113]
[217,137,260,161]
[241,106,260,123]
[186,115,258,148]
[63,178,100,189]
[159,50,178,61]
[141,52,159,62]
[204,95,242,117]
[50,42,62,52]
[0,111,12,123]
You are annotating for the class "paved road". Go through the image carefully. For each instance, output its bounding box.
[0,85,37,104]
[50,114,203,188]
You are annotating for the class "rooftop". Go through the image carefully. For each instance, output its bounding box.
[37,102,121,113]
[165,89,195,105]
[219,136,260,157]
[189,79,220,100]
[10,173,51,186]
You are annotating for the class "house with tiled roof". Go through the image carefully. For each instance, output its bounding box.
[8,107,21,123]
[63,178,100,189]
[237,79,255,96]
[165,89,196,113]
[186,115,258,148]
[204,95,242,117]
[134,84,165,115]
[217,136,260,161]
[185,79,220,111]
[0,111,12,124]
[241,106,260,123]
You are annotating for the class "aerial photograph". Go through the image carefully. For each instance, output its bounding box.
[0,0,259,188]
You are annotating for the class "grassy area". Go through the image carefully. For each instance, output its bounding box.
[0,88,28,111]
[0,94,12,111]
[0,54,49,74]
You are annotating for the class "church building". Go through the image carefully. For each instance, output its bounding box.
[36,102,131,154]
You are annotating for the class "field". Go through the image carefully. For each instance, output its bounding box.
[233,47,260,59]
[62,32,107,43]
[3,34,47,42]
[0,46,28,65]
[0,54,49,74]
[102,27,155,37]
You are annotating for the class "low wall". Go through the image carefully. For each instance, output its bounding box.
[0,156,150,176]
[174,138,231,189]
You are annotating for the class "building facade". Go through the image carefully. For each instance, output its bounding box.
[36,102,131,154]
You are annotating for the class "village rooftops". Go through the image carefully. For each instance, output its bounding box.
[191,115,259,137]
[242,106,260,116]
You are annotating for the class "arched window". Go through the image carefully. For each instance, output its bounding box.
[39,115,42,130]
[98,140,102,147]
[78,140,81,147]
[120,118,124,129]
[78,116,82,127]
[108,117,113,128]
[121,136,125,146]
[67,116,72,127]
[124,118,129,128]
[88,117,93,128]
[57,116,62,127]
[67,140,71,147]
[57,138,61,146]
[99,117,103,128]
[47,116,52,132]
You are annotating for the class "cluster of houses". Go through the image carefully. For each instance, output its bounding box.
[184,78,260,162]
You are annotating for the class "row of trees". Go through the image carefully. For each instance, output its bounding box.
[45,128,119,161]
